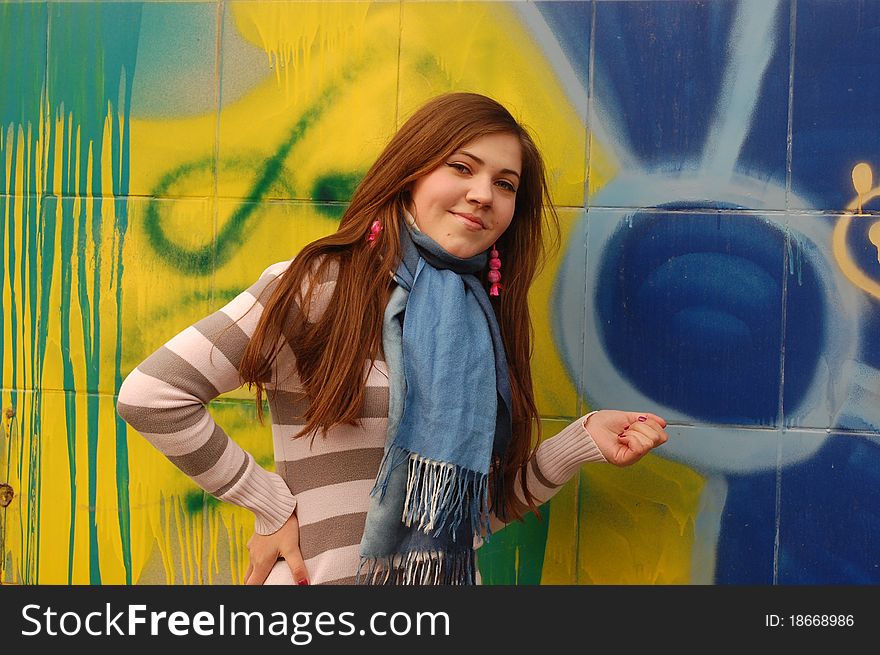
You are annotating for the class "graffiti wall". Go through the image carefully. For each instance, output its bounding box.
[0,0,877,585]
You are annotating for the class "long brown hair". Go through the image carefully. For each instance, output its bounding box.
[239,92,559,521]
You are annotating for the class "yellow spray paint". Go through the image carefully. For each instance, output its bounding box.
[852,162,872,214]
[832,163,880,300]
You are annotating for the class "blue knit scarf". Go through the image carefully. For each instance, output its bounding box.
[356,220,513,585]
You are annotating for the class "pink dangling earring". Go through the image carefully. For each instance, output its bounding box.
[366,219,383,246]
[488,244,503,297]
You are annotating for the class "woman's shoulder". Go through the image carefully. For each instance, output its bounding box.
[258,255,340,284]
[244,259,294,303]
[256,256,339,322]
[258,259,295,281]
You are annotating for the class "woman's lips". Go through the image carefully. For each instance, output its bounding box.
[452,212,484,230]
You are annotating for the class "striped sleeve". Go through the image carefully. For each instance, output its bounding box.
[530,411,606,492]
[116,260,298,535]
[486,412,605,535]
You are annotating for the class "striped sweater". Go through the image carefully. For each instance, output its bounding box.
[117,259,605,585]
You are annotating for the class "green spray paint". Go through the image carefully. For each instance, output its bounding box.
[47,1,143,584]
[145,84,344,275]
[59,194,78,584]
[477,504,551,585]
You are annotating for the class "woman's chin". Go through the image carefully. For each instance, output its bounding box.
[438,241,484,259]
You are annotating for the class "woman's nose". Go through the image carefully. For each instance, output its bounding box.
[466,176,493,206]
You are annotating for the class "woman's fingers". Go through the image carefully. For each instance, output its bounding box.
[618,428,652,456]
[613,419,669,465]
[276,511,308,584]
[622,420,667,450]
[242,511,308,586]
[283,549,310,586]
[244,555,275,586]
[628,420,668,443]
[624,411,667,429]
[243,563,253,586]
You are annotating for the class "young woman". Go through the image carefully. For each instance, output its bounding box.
[117,92,668,586]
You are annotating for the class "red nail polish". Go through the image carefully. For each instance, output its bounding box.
[297,579,309,586]
[638,416,647,422]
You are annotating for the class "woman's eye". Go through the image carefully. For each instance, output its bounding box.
[446,162,470,174]
[496,180,517,192]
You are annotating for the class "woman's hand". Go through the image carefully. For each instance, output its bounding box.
[585,410,669,467]
[243,510,310,585]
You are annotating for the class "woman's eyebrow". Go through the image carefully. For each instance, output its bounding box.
[456,150,521,179]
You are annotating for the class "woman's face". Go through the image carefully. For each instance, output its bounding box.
[409,132,522,259]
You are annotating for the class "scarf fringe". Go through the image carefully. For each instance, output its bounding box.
[403,452,489,539]
[356,549,476,585]
[372,445,491,540]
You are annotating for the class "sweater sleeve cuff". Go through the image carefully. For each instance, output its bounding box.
[535,411,606,487]
[219,454,298,535]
